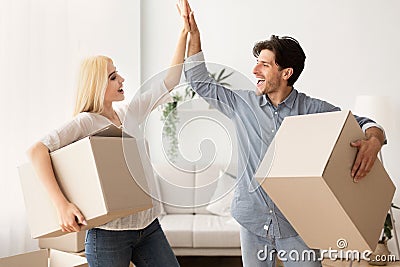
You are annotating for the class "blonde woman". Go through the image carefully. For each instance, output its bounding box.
[27,2,192,266]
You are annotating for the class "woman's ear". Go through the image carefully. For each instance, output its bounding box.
[282,68,293,81]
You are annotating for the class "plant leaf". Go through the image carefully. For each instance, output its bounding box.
[217,69,226,80]
[220,71,234,81]
[391,203,400,209]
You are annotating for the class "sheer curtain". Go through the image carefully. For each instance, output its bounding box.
[0,0,140,257]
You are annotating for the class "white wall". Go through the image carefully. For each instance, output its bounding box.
[142,0,400,255]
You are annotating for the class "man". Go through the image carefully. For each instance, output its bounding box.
[179,1,385,266]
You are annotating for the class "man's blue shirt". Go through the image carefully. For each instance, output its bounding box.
[184,51,382,238]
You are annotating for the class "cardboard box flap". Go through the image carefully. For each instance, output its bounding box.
[322,111,395,249]
[49,249,88,267]
[257,111,349,178]
[90,124,132,138]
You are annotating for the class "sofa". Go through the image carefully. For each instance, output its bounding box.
[154,163,241,256]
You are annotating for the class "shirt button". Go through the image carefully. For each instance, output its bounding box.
[274,111,278,115]
[272,129,275,133]
[269,210,273,213]
[264,225,269,231]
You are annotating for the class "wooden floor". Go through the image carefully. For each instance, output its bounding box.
[322,259,400,267]
[177,256,242,267]
[175,256,400,267]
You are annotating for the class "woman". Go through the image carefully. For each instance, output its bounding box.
[27,1,192,266]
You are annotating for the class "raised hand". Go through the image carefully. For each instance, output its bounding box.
[176,0,190,33]
[187,2,199,35]
[177,0,198,34]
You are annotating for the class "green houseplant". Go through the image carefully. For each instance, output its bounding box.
[370,203,400,266]
[161,94,182,160]
[381,204,400,243]
[161,68,233,161]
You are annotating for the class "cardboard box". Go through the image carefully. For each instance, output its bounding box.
[49,250,87,267]
[0,249,87,267]
[19,124,153,238]
[255,111,395,252]
[39,231,85,253]
[0,249,48,267]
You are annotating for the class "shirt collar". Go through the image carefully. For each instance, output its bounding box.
[281,88,297,109]
[259,88,297,109]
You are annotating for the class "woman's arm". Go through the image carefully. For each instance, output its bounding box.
[124,2,191,125]
[163,0,191,91]
[27,142,87,233]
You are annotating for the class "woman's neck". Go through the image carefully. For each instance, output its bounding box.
[101,104,121,126]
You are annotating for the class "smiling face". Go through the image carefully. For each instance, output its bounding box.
[104,60,125,104]
[252,49,287,96]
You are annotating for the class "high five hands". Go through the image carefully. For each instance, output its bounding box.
[176,0,198,34]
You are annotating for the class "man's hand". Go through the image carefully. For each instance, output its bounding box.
[350,127,385,182]
[186,0,199,35]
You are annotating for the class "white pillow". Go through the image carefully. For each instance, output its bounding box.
[206,170,236,216]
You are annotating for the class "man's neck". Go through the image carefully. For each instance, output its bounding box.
[267,86,293,107]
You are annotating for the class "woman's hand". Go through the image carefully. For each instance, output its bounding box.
[176,0,191,34]
[55,201,87,232]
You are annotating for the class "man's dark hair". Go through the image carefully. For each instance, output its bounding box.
[252,35,306,86]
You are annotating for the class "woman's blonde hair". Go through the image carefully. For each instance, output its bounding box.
[73,55,112,116]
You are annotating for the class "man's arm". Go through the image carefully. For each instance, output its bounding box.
[186,1,201,57]
[182,1,237,118]
[351,126,385,182]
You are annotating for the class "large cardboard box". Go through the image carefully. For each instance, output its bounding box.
[0,249,87,267]
[19,124,153,238]
[255,110,395,252]
[0,249,48,267]
[39,232,85,253]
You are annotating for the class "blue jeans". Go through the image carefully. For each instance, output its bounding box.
[240,226,322,267]
[85,219,179,267]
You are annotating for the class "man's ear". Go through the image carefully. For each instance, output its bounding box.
[282,68,293,81]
